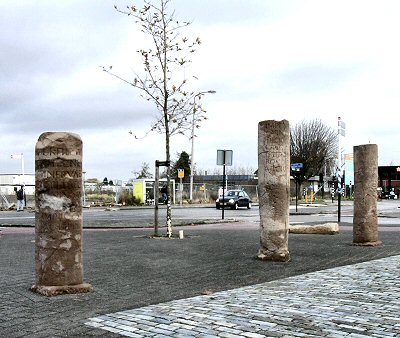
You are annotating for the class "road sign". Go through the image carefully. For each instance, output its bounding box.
[178,169,184,178]
[291,163,303,169]
[338,117,346,136]
[156,160,170,167]
[217,150,233,166]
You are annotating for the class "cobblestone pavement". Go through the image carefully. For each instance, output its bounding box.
[86,255,400,338]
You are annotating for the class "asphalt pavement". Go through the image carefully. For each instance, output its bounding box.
[2,199,400,229]
[1,216,400,337]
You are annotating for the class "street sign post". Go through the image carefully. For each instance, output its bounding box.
[156,160,170,167]
[291,163,303,212]
[178,169,184,206]
[217,150,233,220]
[154,159,171,236]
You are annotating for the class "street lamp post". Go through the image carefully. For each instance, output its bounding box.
[189,90,216,202]
[82,171,87,207]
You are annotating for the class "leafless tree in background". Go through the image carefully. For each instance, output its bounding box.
[290,119,337,185]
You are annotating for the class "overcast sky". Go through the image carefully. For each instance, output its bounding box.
[2,0,400,182]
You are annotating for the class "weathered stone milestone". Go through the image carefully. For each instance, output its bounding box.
[257,120,290,261]
[31,132,93,296]
[353,144,381,246]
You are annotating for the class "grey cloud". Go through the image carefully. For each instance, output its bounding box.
[1,90,153,134]
[271,64,362,95]
[0,1,139,136]
[173,0,300,25]
[0,1,127,79]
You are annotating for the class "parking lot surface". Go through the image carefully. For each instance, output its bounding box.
[1,221,400,337]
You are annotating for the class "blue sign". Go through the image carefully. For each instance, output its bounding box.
[291,163,303,169]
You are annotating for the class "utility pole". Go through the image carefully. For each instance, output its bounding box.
[189,90,216,201]
[337,117,346,222]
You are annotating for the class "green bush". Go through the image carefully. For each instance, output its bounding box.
[119,190,142,206]
[86,193,115,204]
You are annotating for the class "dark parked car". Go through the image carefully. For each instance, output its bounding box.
[216,189,252,210]
[380,190,397,199]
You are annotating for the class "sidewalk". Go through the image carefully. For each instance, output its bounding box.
[1,222,400,337]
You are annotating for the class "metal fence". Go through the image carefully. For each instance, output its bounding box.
[175,183,258,204]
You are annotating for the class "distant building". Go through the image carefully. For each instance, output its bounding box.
[132,178,176,205]
[378,165,400,194]
[0,174,35,195]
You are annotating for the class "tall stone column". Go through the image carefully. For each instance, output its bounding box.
[31,132,93,296]
[353,144,381,246]
[257,120,290,262]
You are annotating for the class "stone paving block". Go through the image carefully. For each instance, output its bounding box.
[175,318,200,326]
[190,326,221,335]
[213,320,237,328]
[147,326,176,335]
[241,332,266,338]
[85,321,105,329]
[115,324,141,332]
[175,328,199,336]
[153,317,174,325]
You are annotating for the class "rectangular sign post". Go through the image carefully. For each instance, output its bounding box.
[178,169,184,206]
[217,150,233,220]
[154,160,171,236]
[290,163,303,213]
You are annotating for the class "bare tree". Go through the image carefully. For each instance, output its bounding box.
[290,119,337,185]
[196,165,256,176]
[134,162,153,179]
[103,0,209,237]
[226,165,256,176]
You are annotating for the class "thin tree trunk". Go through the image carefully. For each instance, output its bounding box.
[162,6,172,237]
[165,130,172,237]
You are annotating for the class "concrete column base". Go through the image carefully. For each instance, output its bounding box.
[257,250,290,262]
[30,283,93,297]
[352,241,382,247]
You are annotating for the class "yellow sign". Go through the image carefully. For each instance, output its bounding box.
[178,169,184,178]
[345,153,354,161]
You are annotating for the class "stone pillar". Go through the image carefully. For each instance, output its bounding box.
[31,132,93,296]
[353,144,381,246]
[257,120,290,261]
